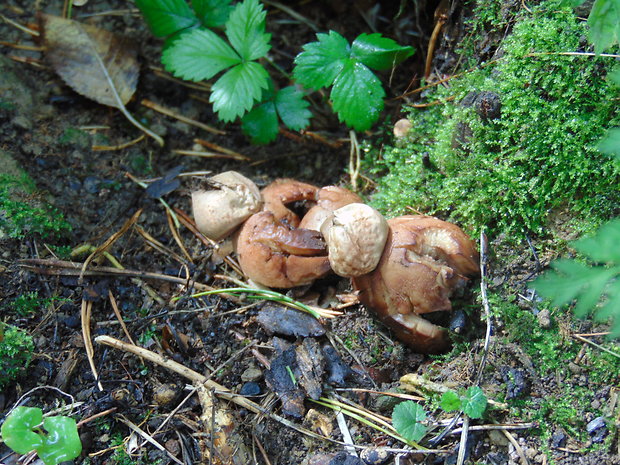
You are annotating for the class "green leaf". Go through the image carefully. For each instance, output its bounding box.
[275,87,312,131]
[36,417,82,465]
[596,280,620,337]
[192,0,233,28]
[351,33,414,71]
[331,59,385,131]
[573,218,620,263]
[293,31,350,89]
[225,0,271,61]
[1,407,44,454]
[210,61,270,121]
[135,0,198,37]
[440,391,462,413]
[588,0,620,54]
[609,65,620,86]
[533,259,597,307]
[461,386,487,419]
[392,401,427,443]
[162,28,240,82]
[598,128,620,161]
[241,101,278,144]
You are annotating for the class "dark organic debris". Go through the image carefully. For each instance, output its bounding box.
[146,165,184,199]
[239,381,262,396]
[550,430,567,448]
[257,304,326,338]
[329,452,365,465]
[448,309,467,334]
[360,447,391,465]
[586,416,607,443]
[264,345,306,418]
[503,368,529,400]
[322,344,353,386]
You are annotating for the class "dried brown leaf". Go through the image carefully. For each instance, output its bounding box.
[40,13,138,107]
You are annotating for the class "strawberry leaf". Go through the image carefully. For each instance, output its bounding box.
[331,59,385,131]
[241,101,278,144]
[351,33,414,71]
[275,86,312,131]
[293,31,350,89]
[210,61,270,121]
[392,401,427,443]
[135,0,198,37]
[461,386,487,419]
[162,28,240,82]
[225,0,271,61]
[598,128,620,161]
[440,391,462,413]
[588,0,620,54]
[192,0,233,28]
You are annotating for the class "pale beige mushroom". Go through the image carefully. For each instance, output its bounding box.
[299,186,362,231]
[352,215,479,353]
[191,171,262,241]
[320,203,388,277]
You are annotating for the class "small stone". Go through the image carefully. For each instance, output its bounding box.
[393,118,412,138]
[239,381,261,396]
[586,416,607,443]
[360,447,391,465]
[241,367,262,382]
[568,362,583,374]
[550,430,567,448]
[591,399,601,410]
[164,439,180,455]
[488,429,510,447]
[536,309,552,329]
[304,409,333,437]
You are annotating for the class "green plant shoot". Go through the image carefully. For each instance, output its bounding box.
[135,0,232,36]
[531,218,620,337]
[439,387,487,419]
[1,407,82,465]
[293,31,414,131]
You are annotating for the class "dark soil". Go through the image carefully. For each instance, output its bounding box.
[1,1,618,465]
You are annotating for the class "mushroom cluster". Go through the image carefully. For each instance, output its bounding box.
[191,172,480,353]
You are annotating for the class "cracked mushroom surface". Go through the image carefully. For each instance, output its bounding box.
[191,171,262,241]
[298,186,363,231]
[235,180,331,288]
[352,215,480,353]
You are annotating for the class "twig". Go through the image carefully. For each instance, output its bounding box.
[193,138,248,160]
[348,130,360,192]
[76,407,117,427]
[141,98,225,136]
[572,334,620,359]
[166,208,193,263]
[334,407,358,457]
[502,428,529,465]
[455,416,469,465]
[476,231,493,385]
[92,134,145,151]
[449,422,536,435]
[0,13,39,36]
[81,299,103,391]
[117,414,184,465]
[173,149,249,161]
[108,290,135,345]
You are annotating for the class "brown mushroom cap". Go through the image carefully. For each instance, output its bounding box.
[299,186,363,231]
[191,171,262,241]
[236,211,331,288]
[352,215,479,353]
[320,203,388,277]
[261,179,319,227]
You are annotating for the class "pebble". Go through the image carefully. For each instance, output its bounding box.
[241,366,263,382]
[153,384,179,406]
[586,416,607,443]
[550,430,567,448]
[239,381,261,396]
[488,429,510,447]
[360,447,391,465]
[536,309,552,329]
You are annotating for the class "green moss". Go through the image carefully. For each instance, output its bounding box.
[0,173,71,239]
[366,3,619,241]
[0,324,34,389]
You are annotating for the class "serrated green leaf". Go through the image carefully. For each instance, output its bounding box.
[598,128,620,161]
[192,0,233,28]
[461,386,487,419]
[135,0,198,37]
[532,259,596,306]
[1,407,44,454]
[331,59,385,131]
[210,61,269,121]
[573,218,620,263]
[588,0,620,54]
[609,65,620,86]
[293,31,350,89]
[241,101,278,144]
[560,0,587,6]
[351,33,414,71]
[595,280,620,337]
[162,28,240,81]
[571,267,617,318]
[440,391,461,413]
[275,87,312,131]
[392,401,427,443]
[225,0,271,61]
[36,417,82,465]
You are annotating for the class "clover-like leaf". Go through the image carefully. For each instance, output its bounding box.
[225,0,271,61]
[210,61,270,121]
[36,416,82,465]
[588,0,620,54]
[392,401,428,443]
[192,0,233,28]
[1,407,44,454]
[351,33,414,71]
[440,391,462,413]
[135,0,198,37]
[461,386,487,419]
[275,86,312,131]
[331,59,385,131]
[162,28,240,82]
[293,31,350,89]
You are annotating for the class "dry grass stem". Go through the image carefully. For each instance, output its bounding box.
[141,98,225,135]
